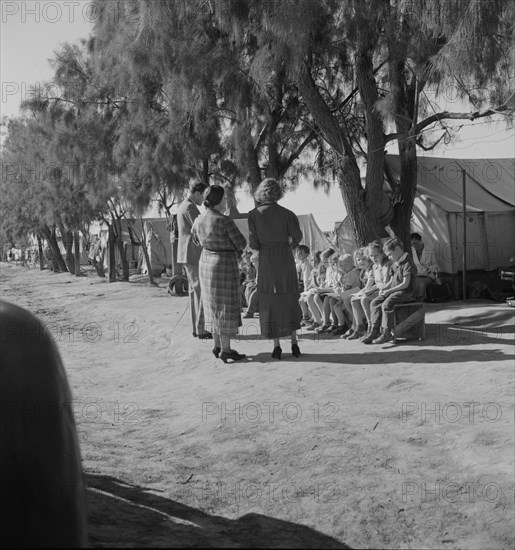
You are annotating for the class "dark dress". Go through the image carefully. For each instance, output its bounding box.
[248,202,303,338]
[191,208,247,336]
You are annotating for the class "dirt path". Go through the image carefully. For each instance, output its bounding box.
[1,262,514,548]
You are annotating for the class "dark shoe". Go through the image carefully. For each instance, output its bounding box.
[306,322,321,331]
[291,343,301,358]
[272,346,282,360]
[243,312,254,318]
[212,346,221,358]
[315,323,332,334]
[372,330,394,344]
[330,325,348,336]
[362,329,381,344]
[220,350,246,363]
[192,332,197,338]
[340,328,354,339]
[198,332,213,340]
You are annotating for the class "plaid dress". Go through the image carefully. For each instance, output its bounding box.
[191,209,247,336]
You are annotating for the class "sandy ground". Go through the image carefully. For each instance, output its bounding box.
[1,262,514,549]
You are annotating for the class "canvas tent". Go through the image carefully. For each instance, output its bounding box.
[90,218,173,274]
[335,156,515,274]
[233,213,332,252]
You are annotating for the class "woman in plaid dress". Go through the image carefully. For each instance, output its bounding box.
[248,178,303,360]
[191,186,247,363]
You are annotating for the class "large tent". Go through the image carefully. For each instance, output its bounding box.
[233,213,332,253]
[335,156,515,274]
[90,218,172,274]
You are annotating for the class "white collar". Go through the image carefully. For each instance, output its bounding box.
[395,252,408,266]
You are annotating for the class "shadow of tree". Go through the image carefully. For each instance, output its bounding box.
[85,474,351,548]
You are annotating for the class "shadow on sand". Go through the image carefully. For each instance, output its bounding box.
[85,473,350,548]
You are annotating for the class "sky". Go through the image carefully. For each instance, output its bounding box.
[2,1,513,231]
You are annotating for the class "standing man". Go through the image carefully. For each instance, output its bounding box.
[177,182,212,339]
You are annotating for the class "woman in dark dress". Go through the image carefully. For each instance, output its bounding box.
[191,186,247,363]
[248,178,303,359]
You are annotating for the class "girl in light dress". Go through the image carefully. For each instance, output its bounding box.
[344,241,392,340]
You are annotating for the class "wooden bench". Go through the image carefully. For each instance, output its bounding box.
[393,302,425,342]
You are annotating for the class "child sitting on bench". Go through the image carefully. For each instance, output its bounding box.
[362,237,418,344]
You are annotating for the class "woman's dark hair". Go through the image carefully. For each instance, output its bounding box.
[203,185,225,208]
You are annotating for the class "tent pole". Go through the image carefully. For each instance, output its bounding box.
[462,169,467,301]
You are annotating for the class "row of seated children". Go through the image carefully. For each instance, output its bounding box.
[297,237,418,344]
[299,248,367,335]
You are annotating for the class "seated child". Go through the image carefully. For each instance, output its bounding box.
[326,251,363,335]
[345,241,391,340]
[304,248,335,331]
[362,237,418,344]
[310,252,343,333]
[295,245,312,294]
[243,252,259,318]
[239,250,255,307]
[299,250,321,325]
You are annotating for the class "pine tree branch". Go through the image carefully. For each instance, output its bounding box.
[415,132,446,151]
[280,130,317,178]
[385,99,513,143]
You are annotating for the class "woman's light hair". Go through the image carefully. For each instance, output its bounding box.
[254,178,285,204]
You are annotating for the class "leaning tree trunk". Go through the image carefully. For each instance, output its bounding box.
[37,233,45,270]
[73,230,81,276]
[41,225,68,272]
[297,60,380,245]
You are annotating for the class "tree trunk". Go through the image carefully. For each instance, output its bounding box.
[237,105,262,191]
[266,70,284,179]
[202,157,209,186]
[389,139,418,250]
[224,184,240,216]
[41,225,67,272]
[297,60,377,245]
[57,219,75,274]
[140,219,156,286]
[112,216,129,282]
[73,230,81,276]
[37,233,45,271]
[108,223,117,282]
[355,47,390,237]
[388,55,419,250]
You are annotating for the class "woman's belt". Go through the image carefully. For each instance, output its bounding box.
[203,248,236,253]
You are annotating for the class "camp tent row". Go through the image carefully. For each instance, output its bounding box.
[90,214,332,275]
[334,155,515,274]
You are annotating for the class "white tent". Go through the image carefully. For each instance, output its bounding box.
[335,156,515,274]
[233,213,332,253]
[386,155,515,273]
